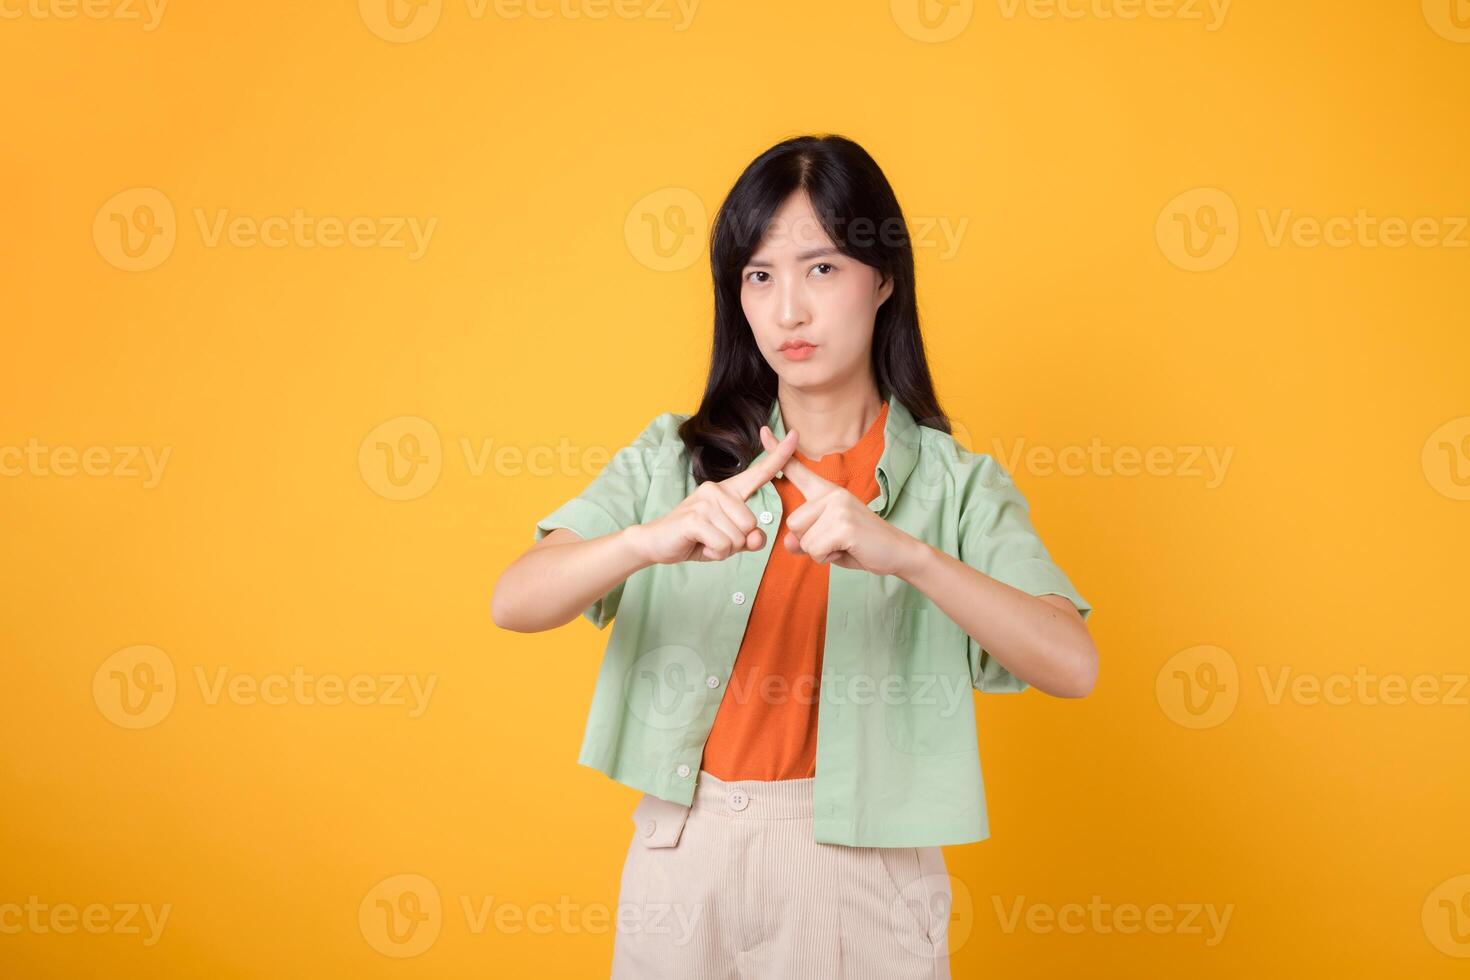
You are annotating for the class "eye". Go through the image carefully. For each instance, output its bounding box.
[811,262,835,277]
[744,270,770,284]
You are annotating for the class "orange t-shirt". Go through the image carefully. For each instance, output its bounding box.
[699,400,889,782]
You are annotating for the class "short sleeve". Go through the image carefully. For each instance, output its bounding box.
[958,455,1093,693]
[532,412,680,629]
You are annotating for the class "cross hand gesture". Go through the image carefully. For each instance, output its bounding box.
[759,426,921,577]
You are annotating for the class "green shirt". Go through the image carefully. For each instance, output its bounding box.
[533,392,1092,847]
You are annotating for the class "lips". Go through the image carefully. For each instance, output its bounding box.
[779,341,816,361]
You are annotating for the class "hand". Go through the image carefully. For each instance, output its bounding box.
[759,426,924,577]
[626,426,801,565]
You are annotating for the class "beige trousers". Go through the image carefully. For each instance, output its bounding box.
[610,768,953,979]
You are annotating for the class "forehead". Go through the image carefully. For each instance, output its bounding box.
[752,191,834,256]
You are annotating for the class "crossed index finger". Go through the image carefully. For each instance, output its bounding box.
[759,424,839,502]
[720,426,799,500]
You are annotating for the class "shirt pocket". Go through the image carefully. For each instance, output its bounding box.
[879,607,977,757]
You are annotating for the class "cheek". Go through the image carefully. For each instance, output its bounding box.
[825,283,879,330]
[741,290,773,337]
[834,275,881,314]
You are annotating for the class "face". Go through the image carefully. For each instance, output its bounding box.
[740,190,894,388]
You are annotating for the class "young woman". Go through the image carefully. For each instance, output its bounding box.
[493,134,1097,979]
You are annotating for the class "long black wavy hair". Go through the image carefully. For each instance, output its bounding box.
[678,133,952,485]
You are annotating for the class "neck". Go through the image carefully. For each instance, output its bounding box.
[776,376,884,460]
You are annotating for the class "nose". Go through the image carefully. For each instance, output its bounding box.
[776,276,810,330]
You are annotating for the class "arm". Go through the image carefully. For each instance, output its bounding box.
[758,428,1097,698]
[493,424,800,633]
[491,526,653,633]
[897,543,1098,698]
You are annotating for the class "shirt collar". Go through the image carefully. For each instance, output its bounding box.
[755,391,921,516]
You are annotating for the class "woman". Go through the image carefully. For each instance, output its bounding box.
[493,133,1097,979]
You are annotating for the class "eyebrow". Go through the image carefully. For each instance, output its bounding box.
[744,246,839,268]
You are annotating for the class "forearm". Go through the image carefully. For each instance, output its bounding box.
[492,526,652,632]
[897,539,1097,698]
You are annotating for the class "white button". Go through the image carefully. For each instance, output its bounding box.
[642,818,656,837]
[758,511,773,525]
[706,675,720,689]
[727,789,749,811]
[677,764,691,778]
[732,592,745,605]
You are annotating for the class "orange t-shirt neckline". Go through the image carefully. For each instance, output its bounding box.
[790,399,889,480]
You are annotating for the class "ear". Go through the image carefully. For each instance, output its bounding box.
[876,272,894,308]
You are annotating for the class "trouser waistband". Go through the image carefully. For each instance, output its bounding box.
[692,768,814,819]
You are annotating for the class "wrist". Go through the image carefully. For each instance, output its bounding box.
[894,534,938,584]
[617,523,655,569]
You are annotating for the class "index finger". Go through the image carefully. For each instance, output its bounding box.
[759,425,838,501]
[720,426,799,501]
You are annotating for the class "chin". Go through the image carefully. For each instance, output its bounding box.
[775,367,831,387]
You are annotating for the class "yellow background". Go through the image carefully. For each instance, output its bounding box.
[3,0,1468,976]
